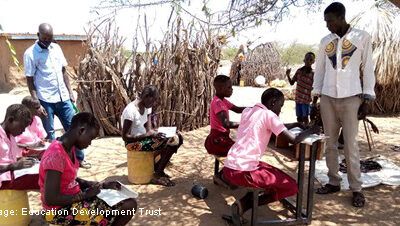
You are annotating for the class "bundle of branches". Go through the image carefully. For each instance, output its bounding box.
[230,42,283,87]
[76,23,130,136]
[351,2,400,114]
[77,19,223,136]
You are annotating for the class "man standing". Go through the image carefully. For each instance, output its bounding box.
[312,2,375,207]
[23,23,90,168]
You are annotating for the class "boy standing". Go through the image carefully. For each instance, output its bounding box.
[286,52,316,125]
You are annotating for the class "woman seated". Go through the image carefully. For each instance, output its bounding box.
[121,85,183,187]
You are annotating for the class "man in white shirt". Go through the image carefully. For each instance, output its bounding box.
[312,2,375,208]
[23,23,89,168]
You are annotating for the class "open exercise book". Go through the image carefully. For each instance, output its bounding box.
[157,127,177,138]
[13,160,40,179]
[290,127,328,145]
[97,182,139,206]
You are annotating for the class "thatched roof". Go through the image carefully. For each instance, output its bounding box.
[394,15,400,40]
[350,2,400,114]
[230,42,283,86]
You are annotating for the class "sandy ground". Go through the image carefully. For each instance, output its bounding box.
[1,87,400,226]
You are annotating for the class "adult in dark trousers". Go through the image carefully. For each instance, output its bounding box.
[23,23,90,168]
[312,2,375,207]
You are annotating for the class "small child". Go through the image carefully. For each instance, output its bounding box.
[205,75,245,157]
[223,88,319,224]
[15,96,47,157]
[286,52,316,125]
[0,104,39,190]
[39,112,136,225]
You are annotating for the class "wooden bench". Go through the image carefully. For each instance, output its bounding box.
[221,140,323,225]
[213,155,226,176]
[212,156,239,190]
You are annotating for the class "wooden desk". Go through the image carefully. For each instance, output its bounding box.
[249,140,321,225]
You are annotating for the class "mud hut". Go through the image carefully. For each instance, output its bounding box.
[0,33,87,92]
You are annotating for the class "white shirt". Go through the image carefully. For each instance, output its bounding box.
[23,41,70,103]
[121,100,152,137]
[312,27,375,99]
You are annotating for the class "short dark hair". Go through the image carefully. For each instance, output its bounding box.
[140,85,159,99]
[70,112,100,132]
[4,104,32,126]
[305,52,315,57]
[21,96,40,109]
[261,88,284,106]
[324,2,346,17]
[213,75,231,87]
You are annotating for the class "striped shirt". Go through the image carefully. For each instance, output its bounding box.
[294,66,314,104]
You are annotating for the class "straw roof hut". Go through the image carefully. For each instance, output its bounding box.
[350,2,400,114]
[230,42,283,86]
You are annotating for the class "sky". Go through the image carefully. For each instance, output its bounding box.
[0,0,378,50]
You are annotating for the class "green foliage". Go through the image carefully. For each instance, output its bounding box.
[122,49,132,58]
[275,41,318,67]
[221,46,239,61]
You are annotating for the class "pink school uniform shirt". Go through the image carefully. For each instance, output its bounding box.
[15,116,47,145]
[39,140,80,210]
[210,96,233,133]
[225,104,286,171]
[0,126,23,187]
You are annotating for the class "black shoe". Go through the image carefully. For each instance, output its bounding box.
[352,192,365,207]
[316,184,340,194]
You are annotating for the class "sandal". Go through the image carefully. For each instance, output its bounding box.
[316,184,340,194]
[79,160,92,169]
[352,192,365,208]
[150,177,175,187]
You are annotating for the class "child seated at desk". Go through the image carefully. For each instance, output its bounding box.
[122,85,183,187]
[223,88,319,224]
[205,75,245,157]
[39,112,136,225]
[0,104,39,190]
[15,96,48,158]
[205,75,245,185]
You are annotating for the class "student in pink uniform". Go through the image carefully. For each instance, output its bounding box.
[39,112,136,225]
[0,104,39,190]
[205,75,245,185]
[15,96,47,157]
[205,75,245,157]
[223,88,319,225]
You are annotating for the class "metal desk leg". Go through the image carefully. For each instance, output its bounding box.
[306,142,318,224]
[296,143,306,220]
[252,190,259,226]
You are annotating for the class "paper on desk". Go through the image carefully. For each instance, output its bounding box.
[97,182,139,207]
[289,127,328,145]
[17,142,50,151]
[13,161,40,179]
[157,127,177,138]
